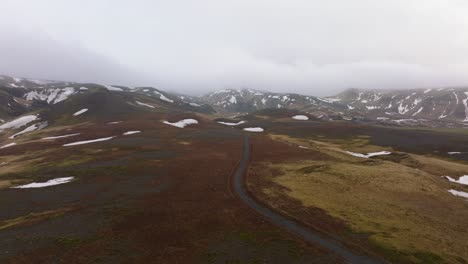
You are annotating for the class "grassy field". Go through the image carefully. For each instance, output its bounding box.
[248,133,468,263]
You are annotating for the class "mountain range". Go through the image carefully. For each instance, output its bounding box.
[1,74,468,129]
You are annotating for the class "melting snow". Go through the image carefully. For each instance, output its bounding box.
[12,177,74,189]
[42,133,80,140]
[108,121,122,125]
[73,108,88,116]
[123,131,141,135]
[366,106,378,110]
[136,101,155,108]
[0,143,17,149]
[243,127,264,132]
[444,176,468,185]
[217,121,246,126]
[63,137,114,146]
[398,103,410,114]
[292,115,309,120]
[9,122,47,139]
[163,119,198,128]
[24,87,75,104]
[448,189,468,199]
[463,92,468,122]
[154,91,174,103]
[412,107,423,116]
[0,115,38,131]
[229,96,237,104]
[345,151,391,158]
[105,85,123,91]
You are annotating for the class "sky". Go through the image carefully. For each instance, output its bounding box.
[1,0,468,96]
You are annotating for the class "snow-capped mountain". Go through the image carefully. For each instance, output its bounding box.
[2,74,468,127]
[327,87,468,123]
[0,75,214,122]
[200,88,328,113]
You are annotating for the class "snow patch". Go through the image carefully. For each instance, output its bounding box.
[243,127,264,132]
[345,151,391,158]
[0,115,38,131]
[105,85,123,91]
[154,91,174,103]
[448,189,468,199]
[43,133,80,140]
[217,121,246,126]
[123,131,141,135]
[9,122,47,139]
[163,119,198,128]
[0,143,17,149]
[292,115,309,120]
[63,137,114,146]
[444,176,468,185]
[73,108,88,116]
[136,101,155,108]
[12,177,74,189]
[412,107,423,116]
[24,87,76,104]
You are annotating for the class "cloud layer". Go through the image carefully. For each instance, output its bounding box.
[1,0,468,96]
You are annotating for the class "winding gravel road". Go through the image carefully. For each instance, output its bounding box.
[233,134,385,264]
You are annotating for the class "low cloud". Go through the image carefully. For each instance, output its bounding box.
[1,0,468,96]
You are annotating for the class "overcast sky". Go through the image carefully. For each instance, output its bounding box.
[1,0,468,96]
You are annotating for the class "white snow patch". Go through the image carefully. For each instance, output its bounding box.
[123,131,141,135]
[243,127,264,132]
[79,87,88,91]
[163,119,198,128]
[317,97,339,104]
[463,92,468,122]
[73,108,88,116]
[217,121,246,126]
[366,106,378,110]
[105,85,123,91]
[229,96,237,104]
[12,177,74,189]
[136,101,155,108]
[24,87,76,104]
[423,89,432,94]
[444,176,468,185]
[376,117,389,120]
[108,121,122,125]
[9,122,47,139]
[154,91,174,103]
[345,151,391,159]
[292,115,309,120]
[42,133,80,140]
[189,102,200,107]
[448,189,468,199]
[63,137,114,146]
[398,102,410,114]
[0,115,38,131]
[412,107,423,116]
[0,143,17,149]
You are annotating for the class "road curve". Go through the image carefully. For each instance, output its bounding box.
[233,134,385,264]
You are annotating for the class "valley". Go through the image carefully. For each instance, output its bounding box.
[0,75,468,263]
